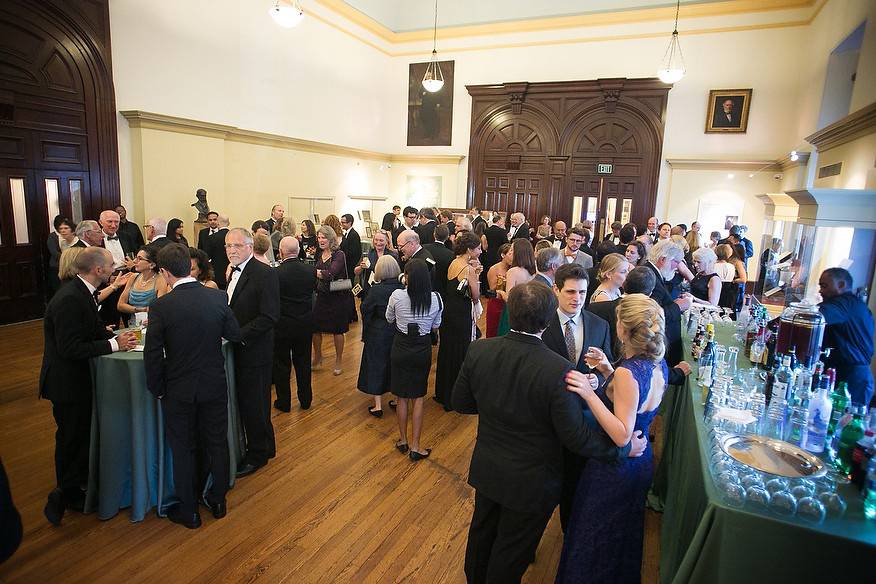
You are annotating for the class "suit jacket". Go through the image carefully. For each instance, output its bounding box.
[712,110,740,128]
[39,278,114,403]
[543,310,614,376]
[423,242,454,296]
[149,236,172,250]
[403,246,435,274]
[276,258,317,335]
[229,257,280,368]
[472,215,486,233]
[415,221,437,245]
[197,226,213,251]
[509,222,530,241]
[119,220,145,249]
[532,273,553,288]
[562,249,594,270]
[144,282,241,402]
[645,261,682,367]
[340,228,363,279]
[204,228,230,289]
[586,298,621,358]
[452,332,626,514]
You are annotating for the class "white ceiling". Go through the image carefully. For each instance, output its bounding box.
[341,0,725,32]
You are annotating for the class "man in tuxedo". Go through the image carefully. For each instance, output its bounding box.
[73,220,104,248]
[115,205,144,249]
[339,213,363,278]
[470,206,486,233]
[645,240,691,367]
[197,211,220,251]
[552,220,567,249]
[452,282,646,583]
[272,237,317,412]
[225,228,280,477]
[265,204,284,233]
[40,247,138,525]
[205,215,231,289]
[644,216,659,243]
[533,246,562,288]
[603,221,622,245]
[144,243,241,529]
[424,224,454,298]
[397,229,434,274]
[415,208,438,245]
[439,210,456,239]
[713,97,741,128]
[99,210,135,328]
[144,217,171,249]
[560,227,593,270]
[507,212,529,241]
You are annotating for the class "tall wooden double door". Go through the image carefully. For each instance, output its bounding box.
[467,79,669,238]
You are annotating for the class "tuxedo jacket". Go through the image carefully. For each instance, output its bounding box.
[645,261,682,366]
[204,228,230,288]
[229,258,280,368]
[149,236,172,251]
[144,282,241,402]
[423,242,454,295]
[340,228,363,278]
[276,258,317,336]
[118,220,145,249]
[197,226,213,251]
[39,278,114,403]
[472,215,486,233]
[415,221,437,245]
[509,222,530,241]
[452,332,626,514]
[543,311,614,376]
[402,246,435,275]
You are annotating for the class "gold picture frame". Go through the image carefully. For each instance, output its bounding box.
[705,89,752,133]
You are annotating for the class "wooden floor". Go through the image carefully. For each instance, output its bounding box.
[0,316,661,583]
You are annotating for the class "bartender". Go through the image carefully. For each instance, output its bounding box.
[818,268,874,406]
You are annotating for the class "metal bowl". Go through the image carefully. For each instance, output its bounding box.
[719,434,826,479]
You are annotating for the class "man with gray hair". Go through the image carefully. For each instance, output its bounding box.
[533,246,562,287]
[507,212,530,241]
[145,217,170,249]
[74,220,104,248]
[397,229,434,273]
[645,239,691,366]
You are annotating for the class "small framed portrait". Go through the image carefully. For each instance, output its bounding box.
[359,209,372,222]
[370,221,380,233]
[312,213,321,224]
[365,225,373,238]
[705,89,752,133]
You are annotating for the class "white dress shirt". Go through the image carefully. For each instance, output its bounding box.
[78,275,119,352]
[172,276,197,290]
[226,254,253,304]
[103,232,125,268]
[558,308,584,363]
[508,224,518,239]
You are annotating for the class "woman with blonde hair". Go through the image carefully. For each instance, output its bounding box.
[557,294,668,583]
[590,253,629,303]
[685,229,702,254]
[714,244,737,282]
[58,247,83,282]
[313,225,351,375]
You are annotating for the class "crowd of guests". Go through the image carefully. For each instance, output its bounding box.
[35,201,788,582]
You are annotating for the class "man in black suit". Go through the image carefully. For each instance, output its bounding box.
[144,244,242,529]
[415,208,438,245]
[272,237,317,412]
[144,217,171,250]
[452,282,645,583]
[115,205,144,249]
[439,209,456,239]
[532,246,562,288]
[39,247,138,525]
[542,263,615,532]
[397,229,434,274]
[470,206,486,233]
[73,219,104,248]
[197,211,220,251]
[225,228,280,477]
[99,209,136,328]
[712,97,741,128]
[507,212,530,241]
[204,215,231,289]
[265,204,284,233]
[339,213,362,283]
[424,224,454,298]
[645,240,692,367]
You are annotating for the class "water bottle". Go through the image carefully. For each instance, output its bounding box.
[749,386,766,434]
[804,374,833,453]
[785,403,809,447]
[864,457,876,520]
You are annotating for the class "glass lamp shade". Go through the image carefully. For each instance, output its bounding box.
[657,68,685,84]
[423,77,444,92]
[422,55,444,93]
[269,3,304,28]
[657,31,685,84]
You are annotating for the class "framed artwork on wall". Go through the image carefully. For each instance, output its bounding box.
[406,175,442,209]
[705,88,752,133]
[407,60,454,146]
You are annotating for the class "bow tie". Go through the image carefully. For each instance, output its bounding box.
[210,229,218,234]
[106,235,118,241]
[231,265,241,273]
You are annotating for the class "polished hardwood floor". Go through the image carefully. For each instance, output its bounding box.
[0,317,661,583]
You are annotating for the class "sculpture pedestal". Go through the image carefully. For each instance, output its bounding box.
[192,220,207,246]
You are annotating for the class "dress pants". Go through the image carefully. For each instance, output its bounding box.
[51,400,92,503]
[464,491,553,584]
[236,364,275,465]
[272,330,312,409]
[161,393,229,516]
[559,449,586,533]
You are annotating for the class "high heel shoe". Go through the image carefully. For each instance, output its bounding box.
[368,406,383,418]
[409,448,431,461]
[333,368,342,376]
[395,441,409,454]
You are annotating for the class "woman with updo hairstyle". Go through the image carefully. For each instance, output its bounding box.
[496,238,536,336]
[690,247,721,307]
[557,293,668,583]
[434,230,483,410]
[624,240,647,267]
[252,232,274,265]
[590,253,629,304]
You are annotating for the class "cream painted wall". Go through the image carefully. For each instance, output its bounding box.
[813,133,876,189]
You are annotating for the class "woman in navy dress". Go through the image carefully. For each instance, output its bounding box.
[556,293,669,584]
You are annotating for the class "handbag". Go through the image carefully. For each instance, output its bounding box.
[329,252,353,292]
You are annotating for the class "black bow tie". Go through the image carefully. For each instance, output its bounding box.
[231,266,241,273]
[106,235,118,241]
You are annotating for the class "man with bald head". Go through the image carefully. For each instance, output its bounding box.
[397,229,435,273]
[99,210,133,270]
[645,216,659,243]
[507,212,530,241]
[552,221,567,249]
[272,236,317,412]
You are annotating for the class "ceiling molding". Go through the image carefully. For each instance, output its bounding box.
[316,0,817,43]
[120,111,464,164]
[666,158,782,171]
[777,151,810,170]
[804,102,876,153]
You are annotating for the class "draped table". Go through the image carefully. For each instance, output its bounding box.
[85,343,244,522]
[656,325,876,583]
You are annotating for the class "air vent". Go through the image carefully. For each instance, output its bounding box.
[818,162,842,178]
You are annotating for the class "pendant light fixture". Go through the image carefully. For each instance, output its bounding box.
[269,0,304,28]
[422,0,444,93]
[657,0,685,84]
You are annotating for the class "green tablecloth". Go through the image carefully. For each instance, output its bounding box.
[85,343,244,522]
[659,324,876,583]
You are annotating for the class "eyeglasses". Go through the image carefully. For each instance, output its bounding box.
[398,240,412,249]
[224,243,250,249]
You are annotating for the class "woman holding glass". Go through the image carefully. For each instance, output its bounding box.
[117,244,168,325]
[298,219,318,262]
[485,242,512,338]
[312,225,351,376]
[354,229,399,297]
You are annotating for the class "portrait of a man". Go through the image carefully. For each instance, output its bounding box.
[705,89,752,133]
[407,60,455,146]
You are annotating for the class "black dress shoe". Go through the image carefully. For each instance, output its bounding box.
[201,495,227,519]
[167,505,202,529]
[44,488,65,526]
[235,462,265,478]
[388,400,397,409]
[300,402,311,410]
[368,406,383,418]
[273,399,291,413]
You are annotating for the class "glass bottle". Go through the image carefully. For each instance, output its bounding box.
[698,324,716,391]
[804,374,833,453]
[863,457,876,520]
[828,381,851,436]
[836,405,866,477]
[771,354,795,405]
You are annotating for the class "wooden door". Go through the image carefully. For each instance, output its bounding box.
[0,169,44,322]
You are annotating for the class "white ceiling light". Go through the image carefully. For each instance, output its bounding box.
[657,0,685,84]
[269,0,304,28]
[790,150,799,162]
[422,0,444,93]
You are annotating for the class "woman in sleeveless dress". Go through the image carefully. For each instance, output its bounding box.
[485,242,512,338]
[496,239,536,336]
[589,253,629,304]
[556,294,669,584]
[117,244,167,326]
[690,247,721,307]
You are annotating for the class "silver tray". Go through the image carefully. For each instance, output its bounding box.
[719,434,826,478]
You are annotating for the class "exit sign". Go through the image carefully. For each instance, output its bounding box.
[597,163,613,174]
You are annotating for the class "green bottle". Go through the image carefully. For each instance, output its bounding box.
[828,381,851,436]
[836,405,866,477]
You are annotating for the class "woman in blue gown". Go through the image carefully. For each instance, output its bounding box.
[556,293,669,584]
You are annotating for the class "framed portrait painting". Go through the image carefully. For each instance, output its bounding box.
[407,60,454,146]
[705,89,752,133]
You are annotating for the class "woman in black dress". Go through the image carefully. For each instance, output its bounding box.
[312,225,351,375]
[166,218,188,246]
[357,255,403,417]
[434,231,483,410]
[298,219,317,262]
[386,259,443,461]
[690,247,721,307]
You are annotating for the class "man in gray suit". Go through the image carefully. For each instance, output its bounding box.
[533,246,562,288]
[560,227,593,270]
